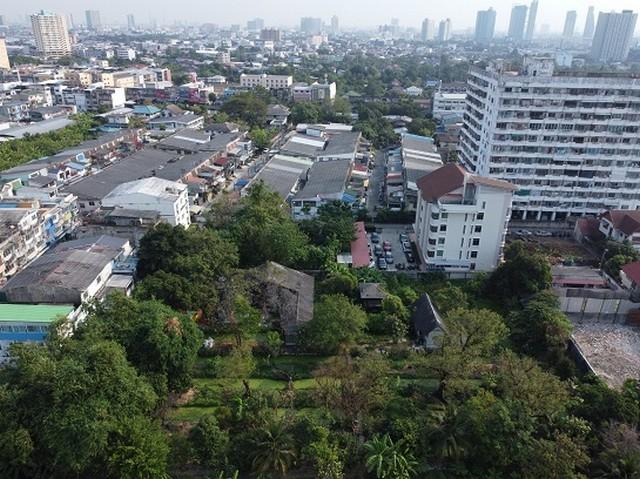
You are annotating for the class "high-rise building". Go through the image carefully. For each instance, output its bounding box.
[459,57,640,221]
[583,6,595,39]
[421,18,433,41]
[85,10,101,31]
[30,10,72,58]
[300,17,322,34]
[508,5,528,41]
[0,15,6,26]
[127,14,135,30]
[260,28,281,43]
[331,15,339,34]
[474,8,496,43]
[247,18,264,31]
[563,11,577,38]
[525,0,538,41]
[590,10,638,63]
[0,38,10,70]
[437,18,451,42]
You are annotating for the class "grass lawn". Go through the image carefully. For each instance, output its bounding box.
[168,406,217,421]
[193,377,317,391]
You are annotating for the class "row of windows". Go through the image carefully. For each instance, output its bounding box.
[427,250,479,259]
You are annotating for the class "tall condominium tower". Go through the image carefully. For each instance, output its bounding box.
[590,10,638,63]
[475,8,497,43]
[31,10,72,58]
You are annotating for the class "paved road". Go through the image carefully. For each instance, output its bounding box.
[367,150,386,214]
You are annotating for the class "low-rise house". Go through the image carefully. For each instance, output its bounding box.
[401,133,443,209]
[0,116,74,141]
[147,113,204,131]
[599,210,640,250]
[414,163,516,273]
[358,283,386,312]
[280,125,361,162]
[621,262,640,301]
[246,154,314,201]
[266,104,290,126]
[100,177,191,227]
[291,81,336,102]
[411,293,445,349]
[2,235,134,305]
[0,304,76,363]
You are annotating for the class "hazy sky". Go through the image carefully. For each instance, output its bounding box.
[4,0,640,32]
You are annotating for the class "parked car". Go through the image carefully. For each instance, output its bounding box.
[402,241,411,252]
[405,252,415,263]
[374,244,383,257]
[385,252,394,264]
[378,258,388,270]
[399,233,409,242]
[371,233,380,243]
[396,263,405,270]
[535,230,553,237]
[383,241,392,251]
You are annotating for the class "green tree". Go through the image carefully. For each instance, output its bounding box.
[221,92,268,127]
[231,295,261,347]
[488,241,552,305]
[189,415,229,470]
[290,102,321,124]
[249,420,297,478]
[364,434,417,479]
[300,295,367,354]
[78,294,203,394]
[250,127,275,151]
[430,284,469,316]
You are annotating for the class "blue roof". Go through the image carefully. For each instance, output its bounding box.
[342,193,357,204]
[133,105,161,115]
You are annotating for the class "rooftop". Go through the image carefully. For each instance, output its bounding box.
[0,117,73,140]
[294,159,351,199]
[0,303,75,323]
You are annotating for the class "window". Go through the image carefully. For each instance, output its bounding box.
[438,238,445,245]
[476,212,484,220]
[441,212,448,219]
[472,238,480,246]
[482,201,486,209]
[88,201,96,206]
[427,250,435,258]
[436,250,444,257]
[474,225,482,233]
[439,225,447,232]
[470,251,478,259]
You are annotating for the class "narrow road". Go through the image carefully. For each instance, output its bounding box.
[367,149,386,214]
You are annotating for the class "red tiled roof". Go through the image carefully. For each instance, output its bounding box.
[416,163,515,202]
[603,210,640,236]
[622,261,640,284]
[214,157,230,167]
[350,221,370,268]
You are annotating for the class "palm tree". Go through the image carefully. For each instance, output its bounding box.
[364,434,417,479]
[250,420,297,478]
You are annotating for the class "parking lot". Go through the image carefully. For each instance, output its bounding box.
[368,224,417,272]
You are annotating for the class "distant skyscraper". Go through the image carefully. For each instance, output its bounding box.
[85,10,101,31]
[260,28,281,42]
[0,38,10,70]
[331,15,339,34]
[0,15,6,26]
[31,10,72,58]
[563,11,577,38]
[508,5,528,41]
[474,8,496,43]
[437,18,451,42]
[247,18,264,31]
[583,6,595,39]
[590,10,638,63]
[300,17,322,34]
[127,14,135,30]
[66,14,74,29]
[525,0,538,41]
[421,18,433,41]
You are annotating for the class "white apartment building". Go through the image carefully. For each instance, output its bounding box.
[30,10,72,59]
[432,91,467,119]
[291,82,337,102]
[0,208,46,282]
[116,47,137,61]
[459,57,640,222]
[101,177,191,227]
[240,73,293,90]
[414,163,516,273]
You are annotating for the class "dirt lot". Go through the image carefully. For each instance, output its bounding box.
[508,236,597,265]
[572,322,640,388]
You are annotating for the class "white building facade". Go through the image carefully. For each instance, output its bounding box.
[240,74,293,90]
[432,91,467,119]
[459,57,640,221]
[414,163,515,273]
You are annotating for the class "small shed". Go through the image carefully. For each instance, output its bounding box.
[411,293,445,349]
[358,283,386,312]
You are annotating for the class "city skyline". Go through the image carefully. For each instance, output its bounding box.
[1,0,639,32]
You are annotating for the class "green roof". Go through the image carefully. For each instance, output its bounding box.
[0,304,75,323]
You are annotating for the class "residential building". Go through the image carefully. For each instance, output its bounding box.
[359,283,386,312]
[584,6,595,39]
[101,178,191,227]
[127,14,135,30]
[266,104,290,126]
[85,10,101,31]
[590,10,638,63]
[414,163,515,273]
[459,57,640,221]
[432,90,467,119]
[2,235,134,305]
[0,39,10,70]
[260,28,281,42]
[290,159,355,220]
[563,11,577,38]
[331,15,339,34]
[0,207,46,281]
[147,113,204,131]
[411,293,445,350]
[400,134,444,209]
[31,10,72,58]
[421,18,433,42]
[621,262,640,300]
[300,17,322,35]
[116,47,136,61]
[525,0,538,41]
[291,82,336,102]
[508,5,528,42]
[475,8,496,44]
[598,210,640,250]
[240,73,293,91]
[281,125,361,162]
[247,18,264,32]
[0,304,76,363]
[437,19,451,42]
